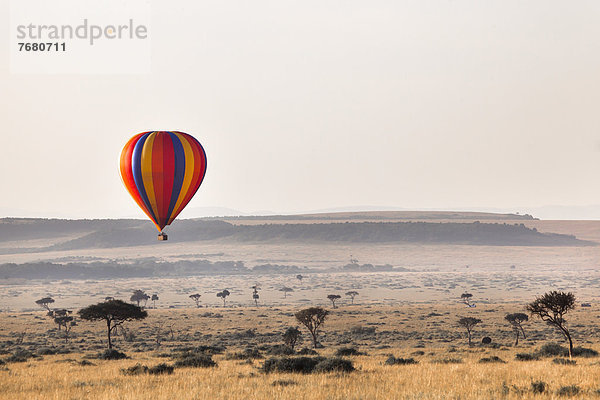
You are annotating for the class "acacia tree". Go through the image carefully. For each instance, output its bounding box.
[295,307,329,348]
[130,290,150,308]
[527,291,576,358]
[54,315,75,343]
[505,313,529,346]
[296,274,303,282]
[327,294,341,309]
[35,297,55,311]
[282,327,302,351]
[345,291,359,305]
[189,294,202,308]
[217,289,230,306]
[78,300,147,349]
[458,316,482,346]
[280,287,294,298]
[151,294,159,309]
[461,293,473,307]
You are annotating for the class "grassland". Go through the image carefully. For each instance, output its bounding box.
[2,304,600,399]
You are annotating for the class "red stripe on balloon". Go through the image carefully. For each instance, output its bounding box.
[161,133,175,224]
[151,132,165,228]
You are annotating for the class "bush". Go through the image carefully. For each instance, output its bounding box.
[5,349,35,363]
[225,347,263,360]
[553,358,576,365]
[538,343,568,357]
[481,337,492,344]
[99,349,128,360]
[174,353,216,368]
[479,356,506,363]
[121,363,148,375]
[572,347,599,358]
[313,357,355,373]
[515,353,539,361]
[121,363,174,375]
[349,326,376,335]
[148,363,174,375]
[36,347,57,356]
[531,381,547,394]
[335,347,364,356]
[271,379,297,387]
[385,356,418,365]
[431,358,462,364]
[297,347,318,355]
[262,356,325,374]
[264,344,295,356]
[557,385,580,396]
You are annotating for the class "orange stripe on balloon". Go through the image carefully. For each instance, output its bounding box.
[119,132,160,231]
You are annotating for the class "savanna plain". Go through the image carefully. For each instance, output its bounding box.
[2,212,600,399]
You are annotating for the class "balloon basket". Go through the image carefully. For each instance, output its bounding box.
[158,232,168,241]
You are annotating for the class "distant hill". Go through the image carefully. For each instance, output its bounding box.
[0,214,592,254]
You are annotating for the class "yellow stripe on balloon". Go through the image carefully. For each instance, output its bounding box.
[167,132,195,224]
[141,132,160,222]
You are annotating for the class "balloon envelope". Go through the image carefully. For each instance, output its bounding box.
[120,131,207,231]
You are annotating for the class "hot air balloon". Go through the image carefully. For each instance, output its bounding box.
[119,131,207,240]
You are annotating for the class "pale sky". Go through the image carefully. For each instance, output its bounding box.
[1,1,600,219]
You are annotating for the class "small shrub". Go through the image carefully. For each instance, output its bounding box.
[261,356,324,374]
[148,363,174,375]
[431,358,462,364]
[553,358,576,365]
[5,349,35,363]
[99,349,128,360]
[264,344,295,356]
[557,385,580,396]
[226,347,263,360]
[479,356,506,363]
[174,353,216,368]
[572,347,598,358]
[297,348,318,355]
[271,379,297,387]
[335,347,364,356]
[385,356,418,365]
[313,357,354,373]
[538,343,568,357]
[515,353,539,361]
[349,326,376,335]
[531,381,547,394]
[481,337,492,344]
[36,347,57,355]
[121,363,148,375]
[412,350,425,356]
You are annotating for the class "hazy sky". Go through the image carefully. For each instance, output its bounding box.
[2,1,600,219]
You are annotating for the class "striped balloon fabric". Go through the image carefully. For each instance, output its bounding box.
[120,131,207,232]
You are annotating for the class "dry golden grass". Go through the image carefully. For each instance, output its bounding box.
[2,304,600,399]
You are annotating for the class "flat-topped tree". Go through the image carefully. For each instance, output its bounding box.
[35,297,55,311]
[280,287,294,298]
[327,294,341,309]
[461,293,473,306]
[345,291,359,304]
[505,313,529,346]
[296,274,303,282]
[151,294,159,309]
[217,289,230,306]
[458,316,482,346]
[527,291,576,358]
[189,294,202,308]
[295,307,328,348]
[130,290,150,307]
[78,299,147,349]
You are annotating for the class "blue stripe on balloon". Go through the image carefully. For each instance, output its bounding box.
[132,132,158,224]
[165,132,186,224]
